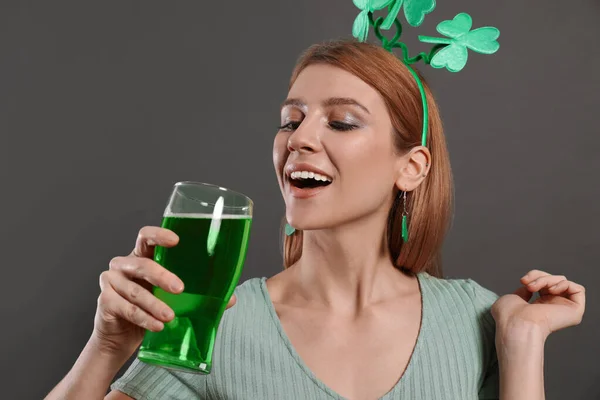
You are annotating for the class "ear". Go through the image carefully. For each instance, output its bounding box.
[395,146,431,191]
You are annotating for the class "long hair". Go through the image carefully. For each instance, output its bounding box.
[281,39,453,278]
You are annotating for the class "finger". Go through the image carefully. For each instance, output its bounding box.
[547,280,568,295]
[520,269,551,284]
[226,295,237,309]
[108,270,175,323]
[525,275,566,292]
[513,286,534,302]
[132,226,179,258]
[98,284,165,332]
[549,281,586,308]
[109,256,184,293]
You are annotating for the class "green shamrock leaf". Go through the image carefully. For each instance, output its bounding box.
[352,0,395,41]
[418,12,500,72]
[353,0,436,39]
[385,0,436,29]
[428,45,469,72]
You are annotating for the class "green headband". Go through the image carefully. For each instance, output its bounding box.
[351,0,500,146]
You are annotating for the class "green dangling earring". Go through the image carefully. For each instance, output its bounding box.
[285,223,296,236]
[401,190,409,242]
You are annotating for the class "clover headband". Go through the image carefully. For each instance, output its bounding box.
[352,0,500,146]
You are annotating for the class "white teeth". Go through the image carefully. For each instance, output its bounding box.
[290,170,332,182]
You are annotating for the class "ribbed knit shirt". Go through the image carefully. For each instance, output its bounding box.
[111,272,499,399]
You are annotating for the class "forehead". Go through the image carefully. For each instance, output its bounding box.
[288,64,383,108]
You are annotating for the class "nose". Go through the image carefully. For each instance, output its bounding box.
[287,117,323,154]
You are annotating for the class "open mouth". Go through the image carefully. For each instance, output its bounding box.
[288,171,333,190]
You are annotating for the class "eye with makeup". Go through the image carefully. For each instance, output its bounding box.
[277,120,359,132]
[278,120,302,132]
[278,107,303,132]
[328,121,359,131]
[278,111,362,132]
[327,110,362,131]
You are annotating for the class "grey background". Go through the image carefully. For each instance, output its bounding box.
[1,0,598,399]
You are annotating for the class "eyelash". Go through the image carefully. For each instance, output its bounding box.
[277,121,358,132]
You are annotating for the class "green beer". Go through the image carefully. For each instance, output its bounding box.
[137,212,252,374]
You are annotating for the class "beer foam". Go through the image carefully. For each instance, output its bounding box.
[163,212,251,219]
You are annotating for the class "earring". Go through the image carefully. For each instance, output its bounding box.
[401,190,409,243]
[285,222,296,236]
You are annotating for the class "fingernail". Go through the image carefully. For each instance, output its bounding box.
[171,281,184,292]
[527,280,537,286]
[163,308,174,320]
[153,321,164,331]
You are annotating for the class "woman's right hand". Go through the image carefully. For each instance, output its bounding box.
[92,226,236,359]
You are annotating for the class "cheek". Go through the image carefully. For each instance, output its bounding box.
[339,141,397,215]
[272,134,289,181]
[334,135,396,187]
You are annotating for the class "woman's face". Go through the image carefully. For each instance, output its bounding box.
[273,64,401,231]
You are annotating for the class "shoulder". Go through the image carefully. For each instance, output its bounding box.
[417,273,500,394]
[230,277,267,313]
[419,272,499,310]
[234,276,264,295]
[418,272,499,333]
[217,277,271,334]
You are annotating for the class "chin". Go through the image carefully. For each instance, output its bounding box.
[286,214,332,232]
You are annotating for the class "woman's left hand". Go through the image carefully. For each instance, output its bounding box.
[491,270,586,341]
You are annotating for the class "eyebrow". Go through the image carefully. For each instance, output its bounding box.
[281,97,370,114]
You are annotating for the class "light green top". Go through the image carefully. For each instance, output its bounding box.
[111,272,499,399]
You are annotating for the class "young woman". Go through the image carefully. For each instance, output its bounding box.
[47,40,586,400]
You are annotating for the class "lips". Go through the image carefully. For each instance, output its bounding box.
[284,162,333,181]
[284,162,333,199]
[288,181,331,198]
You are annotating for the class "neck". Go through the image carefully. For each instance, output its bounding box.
[290,210,414,314]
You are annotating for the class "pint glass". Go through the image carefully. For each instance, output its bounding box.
[137,181,253,374]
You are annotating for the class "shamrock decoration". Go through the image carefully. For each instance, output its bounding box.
[352,0,393,41]
[352,0,436,41]
[349,1,501,148]
[395,0,435,28]
[418,13,500,72]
